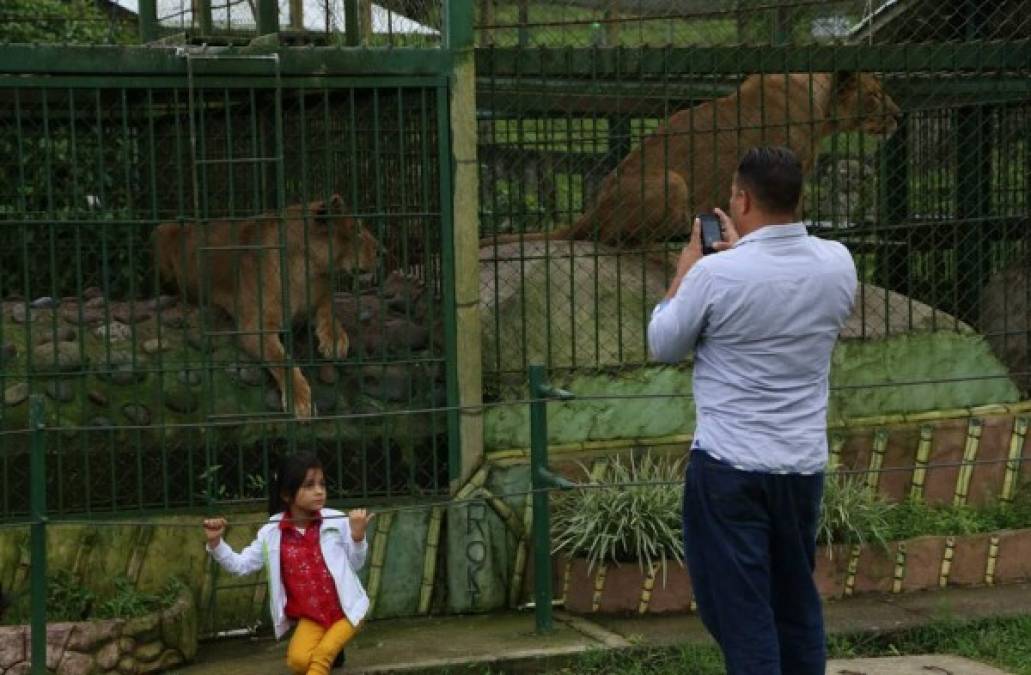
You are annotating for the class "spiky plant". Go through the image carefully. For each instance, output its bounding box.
[551,451,685,580]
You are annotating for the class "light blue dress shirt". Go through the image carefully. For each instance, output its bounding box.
[647,223,857,474]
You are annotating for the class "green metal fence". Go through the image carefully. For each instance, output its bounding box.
[475,0,1029,47]
[0,49,463,519]
[0,1,444,48]
[475,1,1031,397]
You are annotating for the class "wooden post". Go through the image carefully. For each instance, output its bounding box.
[289,0,303,30]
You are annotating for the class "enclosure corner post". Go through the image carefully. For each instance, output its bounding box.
[197,0,214,36]
[443,0,483,492]
[256,0,280,37]
[138,0,158,43]
[444,0,475,51]
[29,395,48,675]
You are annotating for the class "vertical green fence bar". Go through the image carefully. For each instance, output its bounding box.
[197,0,213,36]
[345,0,361,46]
[528,365,553,633]
[528,365,575,634]
[29,395,47,675]
[138,0,158,42]
[256,0,279,36]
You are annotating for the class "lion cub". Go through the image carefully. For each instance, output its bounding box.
[154,195,378,418]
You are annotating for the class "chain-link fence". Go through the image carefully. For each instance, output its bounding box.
[474,0,1030,47]
[0,1,443,47]
[149,0,443,46]
[476,1,1031,397]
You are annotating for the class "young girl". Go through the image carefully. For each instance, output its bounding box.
[202,453,373,674]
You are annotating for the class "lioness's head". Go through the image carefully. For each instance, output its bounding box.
[310,194,379,273]
[830,71,901,136]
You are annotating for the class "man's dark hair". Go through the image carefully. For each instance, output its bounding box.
[734,146,803,215]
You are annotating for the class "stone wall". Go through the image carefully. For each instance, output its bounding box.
[0,592,196,675]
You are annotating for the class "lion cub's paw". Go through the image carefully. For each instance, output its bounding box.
[282,380,315,420]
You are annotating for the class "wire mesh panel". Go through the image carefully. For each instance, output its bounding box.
[475,0,1030,47]
[0,1,444,48]
[476,1,1031,397]
[0,72,451,519]
[151,0,443,46]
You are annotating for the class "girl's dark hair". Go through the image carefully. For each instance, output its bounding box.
[268,452,323,516]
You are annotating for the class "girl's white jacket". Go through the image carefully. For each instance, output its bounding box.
[205,508,369,638]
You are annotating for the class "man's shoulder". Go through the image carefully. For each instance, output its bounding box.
[808,236,857,278]
[691,245,751,278]
[806,234,851,256]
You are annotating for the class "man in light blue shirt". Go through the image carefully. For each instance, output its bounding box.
[648,146,857,675]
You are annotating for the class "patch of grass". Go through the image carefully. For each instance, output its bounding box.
[1,570,95,624]
[883,486,1031,542]
[1,574,185,625]
[95,576,185,620]
[828,615,1031,675]
[530,616,1031,674]
[550,644,726,675]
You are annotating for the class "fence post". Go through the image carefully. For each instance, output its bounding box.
[138,0,158,42]
[29,395,47,675]
[256,0,279,36]
[528,365,575,634]
[197,0,213,36]
[442,0,484,492]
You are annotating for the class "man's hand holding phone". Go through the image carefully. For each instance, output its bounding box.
[710,208,740,252]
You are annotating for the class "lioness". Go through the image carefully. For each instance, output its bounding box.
[482,72,900,247]
[154,194,378,418]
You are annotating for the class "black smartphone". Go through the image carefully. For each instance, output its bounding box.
[697,213,724,255]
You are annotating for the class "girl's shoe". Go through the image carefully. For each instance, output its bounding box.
[332,649,345,670]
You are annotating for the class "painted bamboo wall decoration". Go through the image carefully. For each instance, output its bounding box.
[866,429,888,492]
[909,424,934,501]
[985,535,1000,585]
[939,536,956,587]
[418,506,445,614]
[1001,417,1028,505]
[953,418,983,506]
[509,496,533,607]
[591,564,608,612]
[638,562,658,614]
[366,511,394,616]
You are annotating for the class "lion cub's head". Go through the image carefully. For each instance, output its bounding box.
[308,194,379,274]
[832,72,901,137]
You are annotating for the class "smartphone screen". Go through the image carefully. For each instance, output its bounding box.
[698,214,723,255]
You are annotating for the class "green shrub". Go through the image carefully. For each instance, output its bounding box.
[551,452,684,578]
[1,574,185,625]
[817,467,892,554]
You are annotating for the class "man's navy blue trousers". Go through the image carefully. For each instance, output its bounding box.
[683,449,826,675]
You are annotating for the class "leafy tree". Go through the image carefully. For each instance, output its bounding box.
[0,0,136,45]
